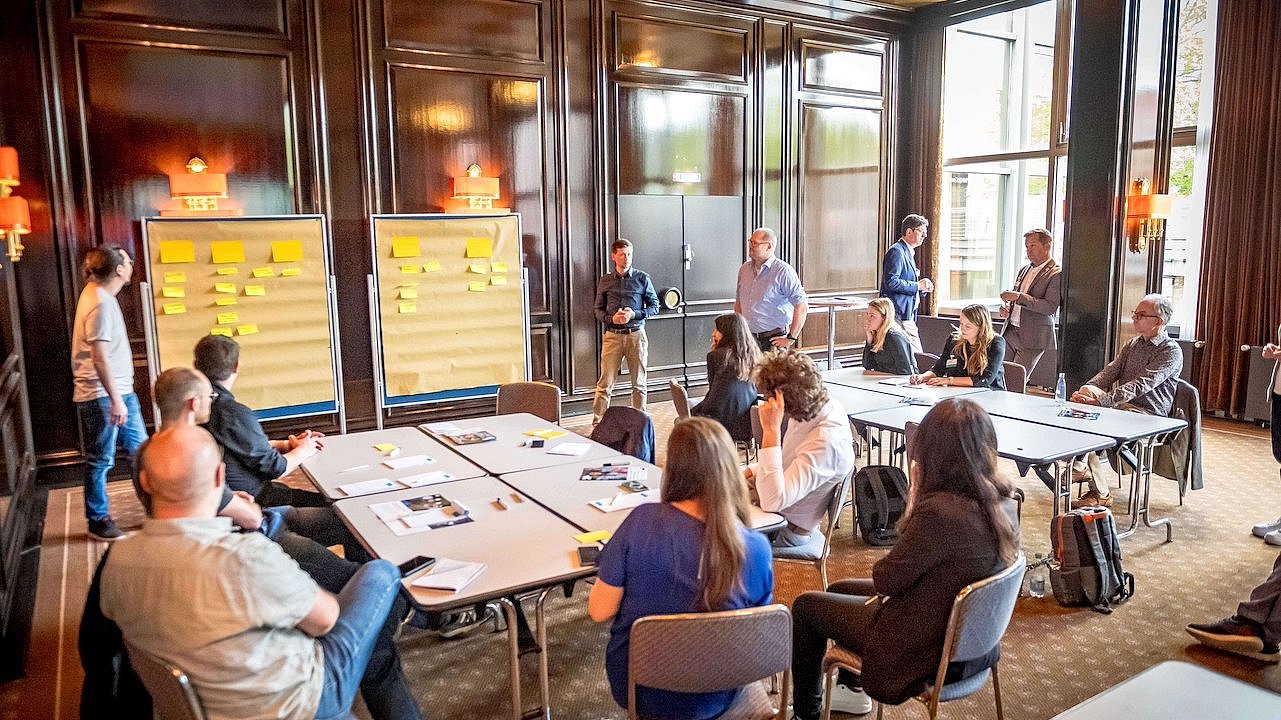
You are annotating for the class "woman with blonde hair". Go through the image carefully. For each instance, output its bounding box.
[910,303,1006,390]
[862,297,917,375]
[692,313,761,441]
[589,417,774,719]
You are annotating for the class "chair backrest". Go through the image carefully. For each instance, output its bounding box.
[914,352,940,374]
[629,604,792,697]
[590,406,655,463]
[932,552,1026,689]
[819,473,852,555]
[496,381,561,423]
[1002,361,1027,394]
[125,643,207,720]
[669,380,692,418]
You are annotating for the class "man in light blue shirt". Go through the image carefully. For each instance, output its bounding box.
[735,227,808,351]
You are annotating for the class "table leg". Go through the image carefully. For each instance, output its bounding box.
[1116,439,1174,542]
[496,598,524,720]
[827,307,837,371]
[533,586,555,720]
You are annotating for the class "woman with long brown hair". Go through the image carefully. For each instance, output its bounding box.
[910,303,1006,389]
[589,417,774,719]
[692,313,761,441]
[788,398,1019,719]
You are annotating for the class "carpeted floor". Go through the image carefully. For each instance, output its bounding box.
[11,403,1281,720]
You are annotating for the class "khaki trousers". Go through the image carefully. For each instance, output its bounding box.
[593,329,648,424]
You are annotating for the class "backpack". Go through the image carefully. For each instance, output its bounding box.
[853,465,909,546]
[1049,506,1135,613]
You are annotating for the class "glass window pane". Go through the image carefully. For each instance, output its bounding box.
[1163,145,1199,330]
[943,30,1010,157]
[1173,0,1209,128]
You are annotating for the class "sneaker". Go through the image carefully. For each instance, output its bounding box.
[1186,616,1281,662]
[829,683,873,715]
[1265,529,1281,547]
[1253,517,1281,538]
[87,517,126,542]
[437,607,495,639]
[1071,490,1113,510]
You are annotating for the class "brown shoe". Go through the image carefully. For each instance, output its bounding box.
[1071,490,1114,510]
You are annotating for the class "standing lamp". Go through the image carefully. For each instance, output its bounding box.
[0,146,30,264]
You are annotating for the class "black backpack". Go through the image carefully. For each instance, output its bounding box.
[853,465,909,546]
[1049,506,1135,613]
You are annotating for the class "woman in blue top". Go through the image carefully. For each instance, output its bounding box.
[589,417,775,719]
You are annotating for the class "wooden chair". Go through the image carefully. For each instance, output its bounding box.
[496,381,561,423]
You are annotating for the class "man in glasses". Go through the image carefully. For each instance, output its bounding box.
[735,227,808,352]
[1066,293,1182,507]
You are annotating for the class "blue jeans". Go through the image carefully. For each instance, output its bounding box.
[314,560,420,720]
[77,393,147,521]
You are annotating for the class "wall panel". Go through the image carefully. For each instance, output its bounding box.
[383,0,543,61]
[75,0,287,34]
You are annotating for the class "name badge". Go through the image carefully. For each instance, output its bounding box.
[946,358,959,369]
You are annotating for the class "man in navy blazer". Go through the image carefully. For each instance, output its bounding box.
[880,214,933,352]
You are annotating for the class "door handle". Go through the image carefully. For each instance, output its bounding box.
[682,243,693,271]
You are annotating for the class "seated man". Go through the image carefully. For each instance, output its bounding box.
[193,335,327,508]
[1186,551,1281,663]
[1066,293,1182,508]
[744,351,854,550]
[100,426,419,720]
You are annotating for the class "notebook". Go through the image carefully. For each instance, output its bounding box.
[410,558,486,592]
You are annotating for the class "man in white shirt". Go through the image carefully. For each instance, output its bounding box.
[745,352,854,550]
[999,229,1062,377]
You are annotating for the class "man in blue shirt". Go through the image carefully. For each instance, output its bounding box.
[880,214,934,353]
[593,238,660,426]
[735,227,808,351]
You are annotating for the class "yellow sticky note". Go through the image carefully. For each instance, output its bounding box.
[159,241,195,264]
[215,282,236,294]
[422,260,441,273]
[210,241,245,264]
[468,263,487,274]
[399,287,418,300]
[161,286,185,298]
[271,240,304,263]
[465,237,493,258]
[574,530,613,544]
[210,327,233,337]
[245,285,266,296]
[490,275,507,286]
[491,262,508,273]
[162,302,186,315]
[237,324,259,336]
[398,301,417,314]
[401,265,420,274]
[391,236,420,259]
[281,268,302,277]
[215,297,237,306]
[373,443,397,452]
[523,429,568,440]
[163,271,186,284]
[216,312,239,325]
[468,281,486,292]
[252,267,273,278]
[216,267,239,276]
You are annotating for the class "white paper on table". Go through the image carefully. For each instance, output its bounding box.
[421,421,462,434]
[547,442,591,457]
[400,508,457,528]
[589,490,657,512]
[370,500,412,522]
[410,558,486,592]
[398,470,455,488]
[382,454,436,470]
[628,466,648,482]
[338,478,399,497]
[877,377,911,386]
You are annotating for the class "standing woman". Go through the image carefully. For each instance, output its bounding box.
[589,418,774,719]
[788,399,1020,719]
[861,298,917,375]
[910,303,1006,390]
[692,313,761,442]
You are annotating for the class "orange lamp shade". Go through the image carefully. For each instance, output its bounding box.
[452,174,500,199]
[0,196,32,233]
[1127,193,1172,219]
[0,146,19,186]
[169,170,228,198]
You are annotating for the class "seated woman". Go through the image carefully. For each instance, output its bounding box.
[789,398,1020,719]
[910,303,1006,390]
[589,417,774,720]
[692,313,761,442]
[861,297,917,376]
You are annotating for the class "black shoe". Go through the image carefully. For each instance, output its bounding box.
[437,607,495,639]
[87,517,126,542]
[1186,616,1280,662]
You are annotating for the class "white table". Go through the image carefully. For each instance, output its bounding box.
[419,413,618,475]
[823,382,907,417]
[301,426,486,500]
[822,367,989,402]
[1050,660,1281,719]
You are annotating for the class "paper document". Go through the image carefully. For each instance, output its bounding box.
[410,559,486,592]
[382,454,436,470]
[547,442,591,457]
[877,377,912,386]
[421,421,462,434]
[398,471,456,488]
[339,478,400,497]
[590,490,657,513]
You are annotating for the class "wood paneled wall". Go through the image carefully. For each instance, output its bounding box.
[0,0,909,483]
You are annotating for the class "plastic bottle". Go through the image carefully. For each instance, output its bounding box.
[1055,373,1067,405]
[1028,553,1047,598]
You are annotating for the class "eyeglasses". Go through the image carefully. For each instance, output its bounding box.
[207,391,220,400]
[1130,311,1161,321]
[748,240,772,247]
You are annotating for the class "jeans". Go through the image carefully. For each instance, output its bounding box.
[314,559,422,720]
[791,579,879,719]
[77,393,148,521]
[263,506,370,563]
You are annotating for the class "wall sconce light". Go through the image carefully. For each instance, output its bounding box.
[0,146,30,264]
[162,157,236,216]
[451,163,501,211]
[1126,178,1172,254]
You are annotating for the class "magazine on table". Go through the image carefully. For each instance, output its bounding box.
[1058,408,1101,420]
[579,463,647,483]
[370,493,473,536]
[440,429,498,446]
[899,395,936,406]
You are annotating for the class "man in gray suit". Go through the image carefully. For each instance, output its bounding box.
[999,228,1061,377]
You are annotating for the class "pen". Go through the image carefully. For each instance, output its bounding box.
[494,497,509,510]
[608,492,625,507]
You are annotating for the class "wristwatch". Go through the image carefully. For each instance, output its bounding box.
[786,334,798,345]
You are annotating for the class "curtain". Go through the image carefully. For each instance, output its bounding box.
[896,28,945,316]
[1195,0,1281,413]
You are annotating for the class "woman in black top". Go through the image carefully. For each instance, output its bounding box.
[861,297,917,376]
[692,314,761,442]
[910,303,1006,390]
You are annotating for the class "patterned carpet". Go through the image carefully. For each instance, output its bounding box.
[12,403,1281,720]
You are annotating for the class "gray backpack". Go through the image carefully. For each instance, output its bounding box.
[1049,506,1134,613]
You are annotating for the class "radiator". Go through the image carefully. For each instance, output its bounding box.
[1243,346,1274,423]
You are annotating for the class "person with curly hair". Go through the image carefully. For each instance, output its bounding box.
[744,352,854,551]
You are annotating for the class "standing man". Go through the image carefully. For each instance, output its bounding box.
[72,245,147,541]
[593,238,660,426]
[881,214,934,353]
[999,228,1062,376]
[735,227,808,352]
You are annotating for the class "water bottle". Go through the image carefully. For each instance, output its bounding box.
[1028,553,1047,598]
[1055,373,1067,406]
